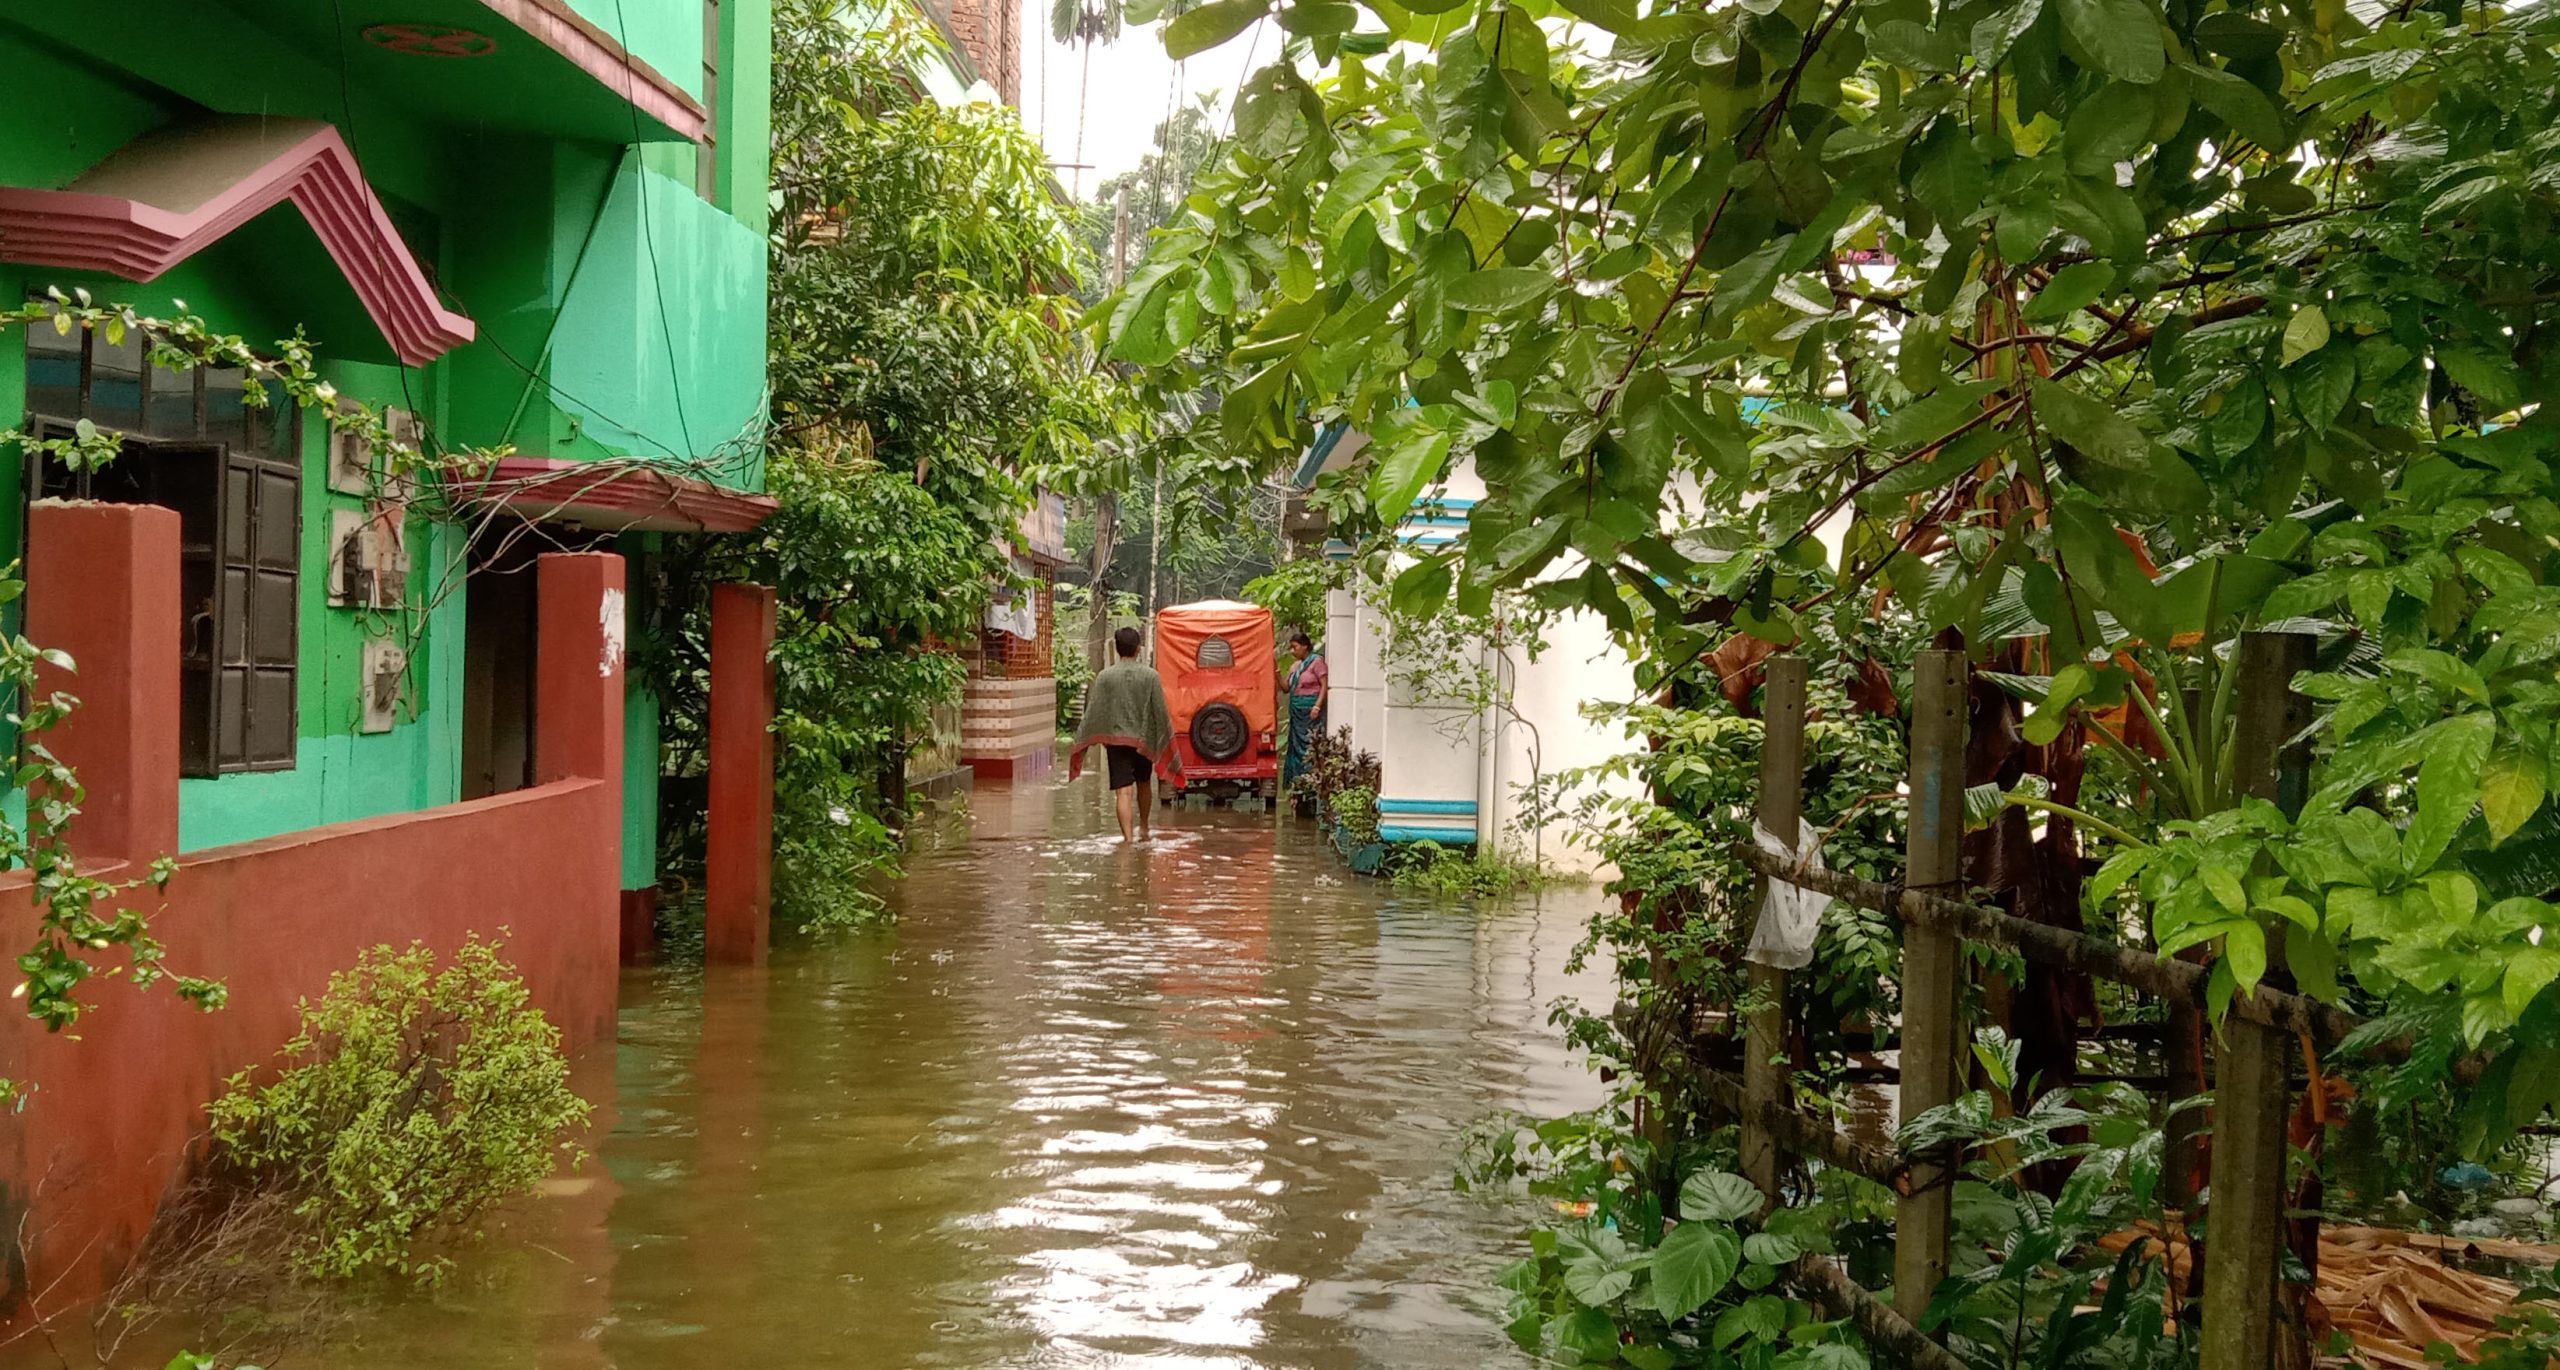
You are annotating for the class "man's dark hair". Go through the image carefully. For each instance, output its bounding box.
[1114,626,1142,658]
[1290,628,1315,650]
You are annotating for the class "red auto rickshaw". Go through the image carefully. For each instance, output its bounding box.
[1154,600,1280,805]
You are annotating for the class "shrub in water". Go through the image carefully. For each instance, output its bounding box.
[203,936,590,1285]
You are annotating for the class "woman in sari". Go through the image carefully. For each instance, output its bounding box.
[1281,628,1328,792]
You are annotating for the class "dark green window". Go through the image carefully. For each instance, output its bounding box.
[20,323,301,775]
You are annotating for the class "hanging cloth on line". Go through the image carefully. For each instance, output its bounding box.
[1743,818,1829,970]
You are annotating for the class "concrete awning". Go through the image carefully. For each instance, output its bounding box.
[0,117,475,366]
[467,457,778,534]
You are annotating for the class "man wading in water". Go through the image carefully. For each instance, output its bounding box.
[1068,626,1182,843]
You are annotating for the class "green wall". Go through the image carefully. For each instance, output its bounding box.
[720,0,775,235]
[570,0,705,101]
[544,161,768,489]
[623,685,663,889]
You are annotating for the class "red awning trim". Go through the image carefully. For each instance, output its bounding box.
[475,0,708,143]
[468,457,778,534]
[0,118,475,366]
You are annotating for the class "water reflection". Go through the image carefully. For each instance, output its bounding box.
[42,778,1609,1368]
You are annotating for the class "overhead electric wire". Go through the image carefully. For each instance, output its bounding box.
[606,0,701,458]
[328,0,435,456]
[326,0,741,470]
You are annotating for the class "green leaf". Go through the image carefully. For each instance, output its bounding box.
[1446,267,1552,312]
[1317,155,1399,229]
[1565,1256,1636,1306]
[2291,346,2354,431]
[1714,1295,1791,1348]
[2508,946,2560,1021]
[2021,662,2093,744]
[1971,0,2045,67]
[1712,239,1791,318]
[1910,119,1990,225]
[1742,1231,1803,1264]
[1391,558,1454,618]
[2051,500,2174,646]
[1867,18,1962,73]
[1163,0,1265,57]
[2089,848,2152,906]
[1366,430,1452,523]
[2057,0,2164,83]
[1681,1169,1763,1222]
[1105,267,1184,367]
[2286,923,2340,1000]
[2411,713,2496,872]
[2483,748,2548,846]
[1652,1221,1742,1320]
[2223,922,2267,994]
[2062,82,2156,176]
[2021,262,2115,323]
[1234,65,1311,157]
[2181,61,2288,151]
[2203,864,2248,917]
[2281,305,2330,366]
[1279,247,1318,302]
[1554,1307,1621,1360]
[2031,378,2148,471]
[2437,346,2523,413]
[1279,0,1356,34]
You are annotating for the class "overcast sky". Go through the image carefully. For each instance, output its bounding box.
[1016,13,1277,202]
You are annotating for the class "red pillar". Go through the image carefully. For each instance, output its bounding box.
[533,552,627,789]
[705,583,776,966]
[25,500,181,862]
[619,888,658,965]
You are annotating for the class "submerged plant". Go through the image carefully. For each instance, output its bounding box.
[1389,839,1547,898]
[203,936,589,1285]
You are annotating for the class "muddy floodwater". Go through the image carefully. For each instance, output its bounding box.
[100,778,1611,1368]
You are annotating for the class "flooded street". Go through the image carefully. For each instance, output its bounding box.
[305,777,1607,1367]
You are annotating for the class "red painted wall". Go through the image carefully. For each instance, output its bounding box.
[0,506,627,1323]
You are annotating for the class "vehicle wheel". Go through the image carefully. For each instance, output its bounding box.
[1190,702,1250,763]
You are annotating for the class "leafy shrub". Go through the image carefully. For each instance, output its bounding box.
[1296,724,1379,814]
[1332,786,1381,848]
[1390,840,1546,898]
[203,936,590,1285]
[1489,1108,1866,1370]
[776,798,903,933]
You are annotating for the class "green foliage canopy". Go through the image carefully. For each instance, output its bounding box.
[1102,0,2560,1146]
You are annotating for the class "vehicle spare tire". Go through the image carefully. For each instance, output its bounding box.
[1190,702,1249,763]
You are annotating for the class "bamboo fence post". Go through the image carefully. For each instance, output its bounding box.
[2164,689,2210,1211]
[2199,630,2316,1370]
[1894,649,1967,1326]
[1744,656,1810,1211]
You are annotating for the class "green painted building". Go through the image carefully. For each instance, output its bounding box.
[0,0,773,899]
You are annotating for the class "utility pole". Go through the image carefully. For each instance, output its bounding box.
[1087,496,1115,669]
[1088,183,1132,671]
[1111,182,1130,289]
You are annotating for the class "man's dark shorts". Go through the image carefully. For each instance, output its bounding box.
[1105,745,1154,790]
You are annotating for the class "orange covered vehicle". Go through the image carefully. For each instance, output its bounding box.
[1154,600,1281,805]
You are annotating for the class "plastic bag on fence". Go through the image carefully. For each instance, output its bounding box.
[1743,818,1827,970]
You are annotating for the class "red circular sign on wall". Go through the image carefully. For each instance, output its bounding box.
[361,22,498,58]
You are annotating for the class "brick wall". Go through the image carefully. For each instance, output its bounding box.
[941,0,1021,107]
[962,564,1053,776]
[977,573,1053,678]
